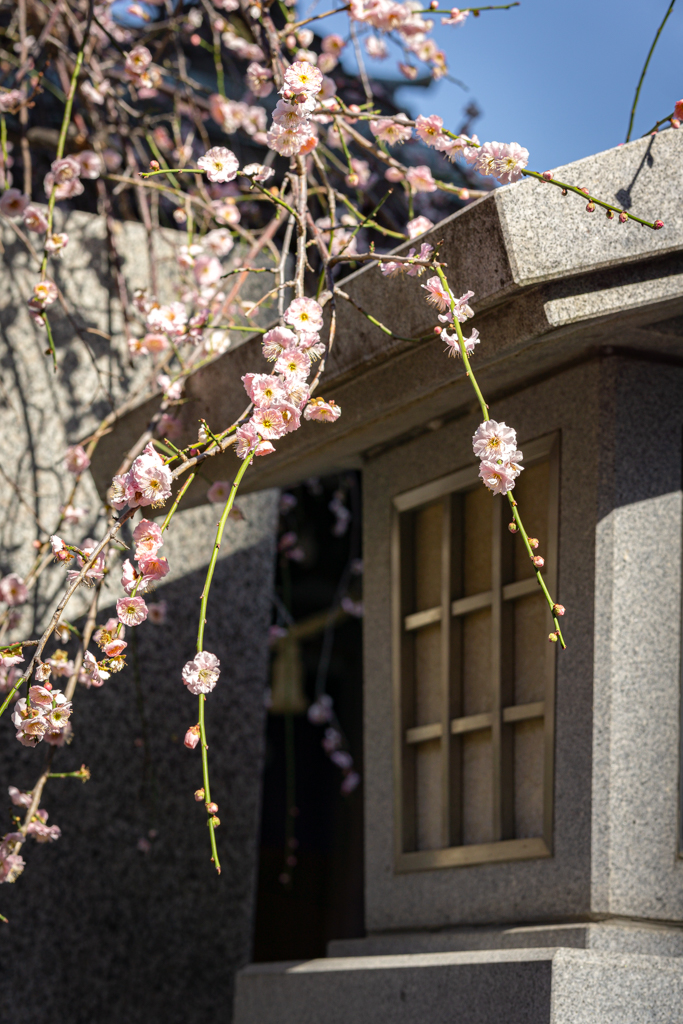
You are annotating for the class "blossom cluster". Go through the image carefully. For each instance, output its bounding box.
[11,685,72,748]
[266,60,326,158]
[236,296,341,460]
[348,0,447,79]
[110,442,173,510]
[307,694,360,795]
[472,420,524,496]
[119,517,169,602]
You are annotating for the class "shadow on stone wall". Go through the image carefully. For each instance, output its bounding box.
[0,533,274,1024]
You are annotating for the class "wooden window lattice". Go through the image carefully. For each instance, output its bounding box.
[391,434,559,870]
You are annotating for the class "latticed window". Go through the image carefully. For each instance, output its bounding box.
[391,434,559,870]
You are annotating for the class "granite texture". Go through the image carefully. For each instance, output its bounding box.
[0,489,278,1024]
[592,359,683,920]
[234,948,683,1024]
[550,949,683,1024]
[234,950,554,1024]
[328,920,683,958]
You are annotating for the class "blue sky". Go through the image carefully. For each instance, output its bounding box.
[307,0,682,171]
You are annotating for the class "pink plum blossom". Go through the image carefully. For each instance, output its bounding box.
[147,601,167,624]
[235,421,276,459]
[284,297,323,333]
[128,443,173,506]
[442,7,468,24]
[472,420,518,461]
[415,114,444,147]
[242,372,288,407]
[207,480,231,504]
[204,228,235,256]
[64,444,90,475]
[103,639,127,657]
[479,459,517,495]
[407,215,434,238]
[443,328,479,358]
[23,205,48,232]
[283,61,323,94]
[422,275,452,311]
[137,553,170,583]
[182,650,221,695]
[406,165,437,193]
[147,302,187,335]
[8,786,31,808]
[76,151,102,179]
[303,398,342,422]
[197,146,239,183]
[495,142,530,184]
[0,574,27,606]
[246,62,274,97]
[133,519,163,559]
[79,650,108,688]
[117,596,149,627]
[262,326,296,361]
[369,118,412,145]
[0,188,28,217]
[275,348,311,378]
[194,255,223,288]
[250,407,288,440]
[241,163,274,183]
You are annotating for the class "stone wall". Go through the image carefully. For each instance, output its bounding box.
[0,211,279,1022]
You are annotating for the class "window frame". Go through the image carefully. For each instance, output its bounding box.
[391,432,560,872]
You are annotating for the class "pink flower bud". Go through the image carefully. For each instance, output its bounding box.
[654,220,664,229]
[149,159,160,171]
[553,603,565,616]
[206,801,218,814]
[548,632,559,643]
[542,170,552,180]
[586,202,596,213]
[671,119,681,129]
[508,522,517,533]
[460,188,469,200]
[285,34,296,48]
[190,33,201,45]
[619,211,628,223]
[533,555,545,568]
[528,537,539,549]
[210,815,220,828]
[184,725,200,749]
[194,788,205,801]
[434,326,442,334]
[346,173,359,187]
[606,209,614,220]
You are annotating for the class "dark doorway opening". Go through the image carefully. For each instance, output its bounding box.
[252,472,365,962]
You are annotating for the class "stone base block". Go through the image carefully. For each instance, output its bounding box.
[234,949,683,1024]
[328,920,683,959]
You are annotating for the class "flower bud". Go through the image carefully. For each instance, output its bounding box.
[460,188,469,200]
[173,208,187,224]
[433,325,442,334]
[43,681,53,691]
[149,159,160,171]
[190,33,201,46]
[548,632,559,643]
[194,788,205,801]
[619,211,628,223]
[184,725,200,749]
[542,170,552,181]
[210,815,220,828]
[528,537,539,549]
[430,0,438,7]
[671,119,681,129]
[533,555,545,568]
[285,34,296,48]
[586,202,596,213]
[508,522,517,533]
[561,188,568,196]
[606,209,614,220]
[553,603,565,616]
[206,801,218,814]
[346,173,359,187]
[654,220,664,230]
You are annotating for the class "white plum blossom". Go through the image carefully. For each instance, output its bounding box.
[472,420,518,462]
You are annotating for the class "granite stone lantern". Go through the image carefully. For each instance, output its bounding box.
[96,129,683,1023]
